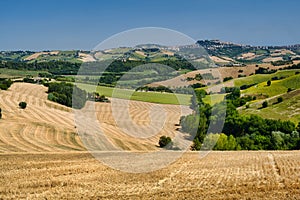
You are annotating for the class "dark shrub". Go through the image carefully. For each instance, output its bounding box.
[19,102,27,109]
[159,136,172,147]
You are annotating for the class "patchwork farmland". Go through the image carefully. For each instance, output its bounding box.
[0,83,300,199]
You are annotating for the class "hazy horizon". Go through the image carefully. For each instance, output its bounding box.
[2,39,300,52]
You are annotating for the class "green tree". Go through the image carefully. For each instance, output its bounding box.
[297,123,300,133]
[215,133,228,150]
[180,114,199,134]
[225,87,240,100]
[262,101,268,108]
[223,76,233,82]
[0,78,13,90]
[191,138,202,151]
[214,134,239,150]
[202,133,219,150]
[19,102,27,109]
[267,80,271,86]
[251,134,271,150]
[195,89,206,100]
[47,82,87,109]
[159,136,172,148]
[190,94,198,111]
[277,97,283,103]
[237,135,254,150]
[227,135,238,150]
[271,131,286,150]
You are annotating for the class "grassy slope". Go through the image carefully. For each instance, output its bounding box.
[240,89,300,124]
[236,71,300,123]
[242,73,300,97]
[203,93,225,105]
[234,69,300,87]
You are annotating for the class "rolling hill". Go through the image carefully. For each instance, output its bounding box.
[1,39,300,65]
[1,41,300,199]
[0,82,191,153]
[240,88,300,124]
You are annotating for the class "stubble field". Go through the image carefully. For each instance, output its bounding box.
[0,82,188,152]
[1,83,300,199]
[1,151,300,199]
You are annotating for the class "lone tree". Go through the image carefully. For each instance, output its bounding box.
[277,97,283,103]
[262,101,268,108]
[159,136,172,148]
[267,80,271,86]
[0,108,2,119]
[19,102,27,109]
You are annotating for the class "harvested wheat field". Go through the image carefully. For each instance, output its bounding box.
[0,82,190,152]
[0,83,83,152]
[1,83,300,199]
[0,151,300,199]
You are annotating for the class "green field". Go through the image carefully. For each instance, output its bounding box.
[229,70,300,124]
[76,83,225,106]
[203,93,225,105]
[76,83,192,105]
[0,68,47,78]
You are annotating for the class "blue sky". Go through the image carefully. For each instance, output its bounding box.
[0,0,300,50]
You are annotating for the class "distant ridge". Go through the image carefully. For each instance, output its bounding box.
[1,40,300,65]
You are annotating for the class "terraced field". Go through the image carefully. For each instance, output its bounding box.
[0,151,300,199]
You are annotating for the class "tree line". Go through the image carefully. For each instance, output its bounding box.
[180,88,300,150]
[47,82,87,109]
[47,82,109,109]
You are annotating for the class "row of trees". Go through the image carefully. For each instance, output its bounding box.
[201,131,300,150]
[0,58,197,75]
[0,61,81,75]
[87,92,110,103]
[255,67,277,74]
[136,86,173,93]
[47,82,87,109]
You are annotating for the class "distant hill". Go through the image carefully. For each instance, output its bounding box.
[1,40,300,66]
[197,40,300,66]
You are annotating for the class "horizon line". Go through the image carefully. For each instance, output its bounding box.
[1,39,300,52]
